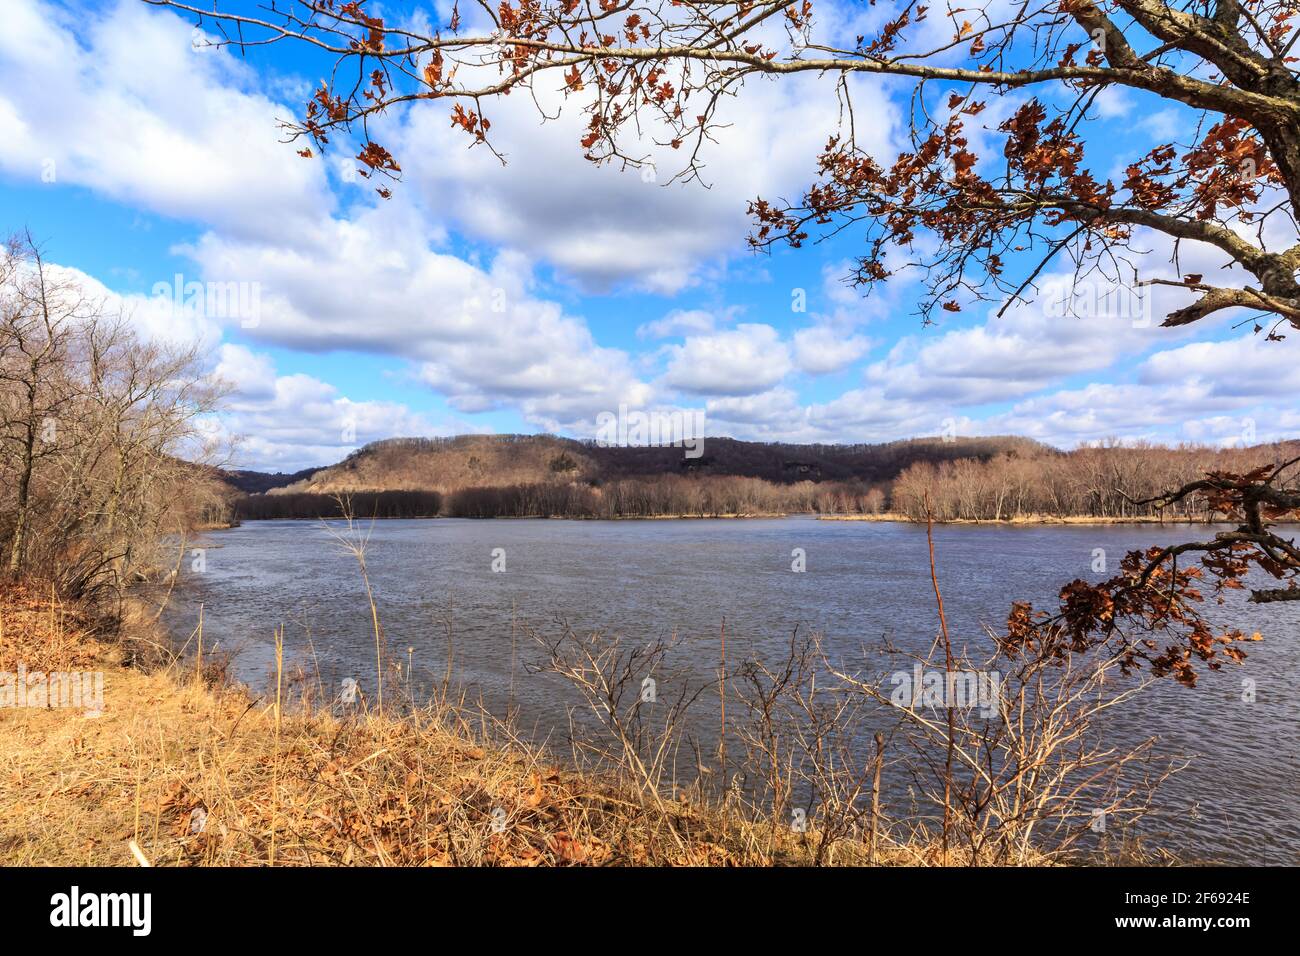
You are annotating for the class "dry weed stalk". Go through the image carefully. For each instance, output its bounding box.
[322,494,386,717]
[521,520,1178,866]
[1,496,1179,868]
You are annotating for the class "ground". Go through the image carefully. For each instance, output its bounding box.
[1,587,930,866]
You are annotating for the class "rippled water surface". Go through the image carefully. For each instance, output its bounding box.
[163,517,1300,864]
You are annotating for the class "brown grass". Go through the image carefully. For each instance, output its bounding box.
[1,587,1033,867]
[818,513,1239,524]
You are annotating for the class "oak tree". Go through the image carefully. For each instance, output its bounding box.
[149,0,1300,679]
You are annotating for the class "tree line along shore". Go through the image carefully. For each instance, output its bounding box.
[218,439,1300,523]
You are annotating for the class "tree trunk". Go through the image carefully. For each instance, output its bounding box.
[8,421,35,574]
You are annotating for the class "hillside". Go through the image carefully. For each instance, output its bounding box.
[222,466,322,495]
[245,433,1048,496]
[216,434,1300,522]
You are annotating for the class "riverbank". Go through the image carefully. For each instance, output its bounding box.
[3,587,1066,867]
[232,511,789,522]
[0,589,720,864]
[227,507,1264,525]
[818,512,1239,524]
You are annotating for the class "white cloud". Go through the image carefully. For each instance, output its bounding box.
[1140,335,1300,397]
[215,349,464,472]
[973,332,1300,447]
[4,0,1296,463]
[637,308,723,340]
[0,0,330,238]
[0,1,659,436]
[393,70,899,293]
[862,266,1214,406]
[793,326,872,375]
[703,388,817,440]
[186,207,654,431]
[662,324,793,396]
[213,344,276,401]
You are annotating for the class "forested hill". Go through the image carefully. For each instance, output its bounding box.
[221,466,321,495]
[218,434,1300,521]
[223,433,1048,496]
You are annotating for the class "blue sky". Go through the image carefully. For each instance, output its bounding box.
[2,0,1296,471]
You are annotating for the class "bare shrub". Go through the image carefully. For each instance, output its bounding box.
[1,231,225,607]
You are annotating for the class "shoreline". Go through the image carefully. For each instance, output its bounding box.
[816,513,1251,525]
[222,510,1271,527]
[225,512,792,524]
[0,587,1076,867]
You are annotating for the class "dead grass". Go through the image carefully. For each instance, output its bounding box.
[0,584,100,674]
[818,513,1230,524]
[1,586,1029,867]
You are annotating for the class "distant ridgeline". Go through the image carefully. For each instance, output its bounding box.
[216,433,1300,521]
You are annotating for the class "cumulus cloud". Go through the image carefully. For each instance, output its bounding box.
[971,333,1300,448]
[638,308,726,340]
[0,0,330,239]
[186,209,654,431]
[1140,335,1300,397]
[792,326,872,375]
[215,347,468,471]
[213,343,277,401]
[392,66,899,293]
[662,324,793,396]
[0,0,656,435]
[4,0,1296,461]
[860,265,1215,406]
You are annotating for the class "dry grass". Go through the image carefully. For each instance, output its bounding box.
[0,585,99,674]
[2,586,1024,867]
[818,513,1233,524]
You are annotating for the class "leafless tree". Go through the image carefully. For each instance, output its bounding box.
[1,232,226,604]
[150,0,1300,331]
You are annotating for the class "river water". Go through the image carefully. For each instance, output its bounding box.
[161,517,1300,864]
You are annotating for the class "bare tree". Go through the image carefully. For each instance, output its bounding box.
[0,232,85,574]
[0,231,226,603]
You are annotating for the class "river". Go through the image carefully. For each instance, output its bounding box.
[161,517,1300,864]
